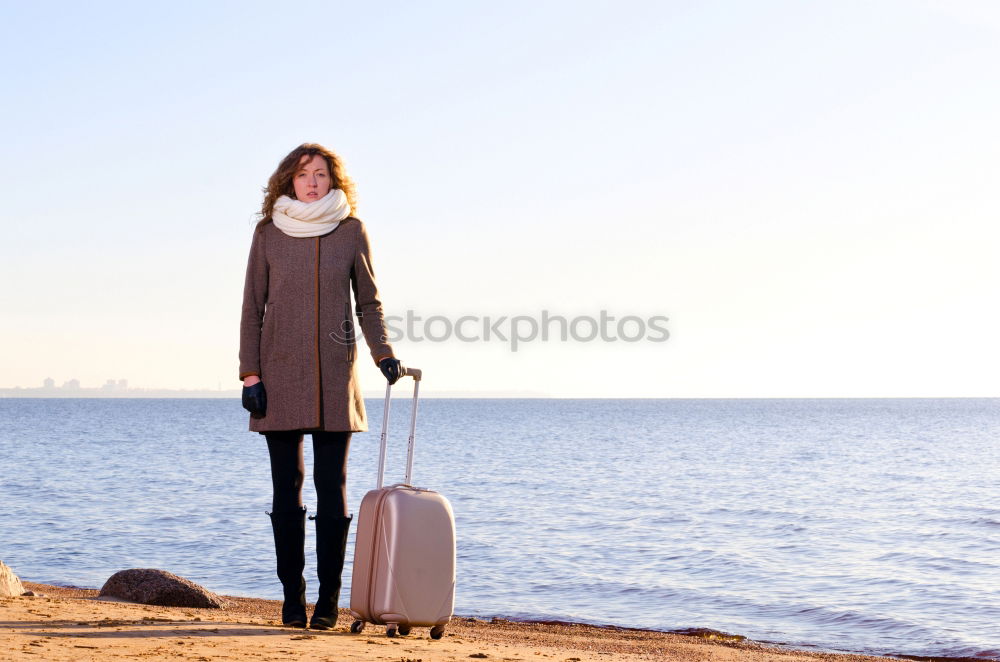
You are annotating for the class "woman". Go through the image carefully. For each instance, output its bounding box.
[238,143,403,630]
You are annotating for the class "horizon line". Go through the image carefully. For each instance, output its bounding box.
[1,390,997,400]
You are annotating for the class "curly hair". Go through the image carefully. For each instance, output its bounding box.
[256,143,357,226]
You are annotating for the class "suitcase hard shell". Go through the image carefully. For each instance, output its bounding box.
[349,368,456,638]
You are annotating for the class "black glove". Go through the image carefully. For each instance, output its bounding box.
[242,382,267,419]
[379,357,403,385]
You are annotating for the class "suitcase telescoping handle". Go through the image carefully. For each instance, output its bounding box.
[376,366,422,490]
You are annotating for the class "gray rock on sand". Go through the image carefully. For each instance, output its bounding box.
[99,569,228,608]
[0,559,26,597]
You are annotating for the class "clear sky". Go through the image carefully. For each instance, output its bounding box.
[1,1,997,397]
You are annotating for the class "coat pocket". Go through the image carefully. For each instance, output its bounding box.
[261,301,278,371]
[344,302,357,363]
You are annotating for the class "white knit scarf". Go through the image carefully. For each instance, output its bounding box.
[272,188,352,238]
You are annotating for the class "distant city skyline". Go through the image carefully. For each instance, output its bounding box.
[0,376,236,398]
[37,377,130,390]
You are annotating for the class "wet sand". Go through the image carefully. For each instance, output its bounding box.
[0,582,898,661]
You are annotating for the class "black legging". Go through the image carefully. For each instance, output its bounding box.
[265,431,352,517]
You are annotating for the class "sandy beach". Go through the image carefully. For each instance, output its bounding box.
[0,582,903,662]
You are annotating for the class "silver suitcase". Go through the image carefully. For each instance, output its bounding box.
[349,368,456,638]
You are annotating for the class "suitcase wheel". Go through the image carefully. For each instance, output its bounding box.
[386,624,398,637]
[397,625,412,636]
[430,625,445,640]
[350,620,365,634]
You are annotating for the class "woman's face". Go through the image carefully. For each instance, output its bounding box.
[292,154,332,202]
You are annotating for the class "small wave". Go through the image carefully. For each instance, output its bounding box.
[648,514,693,525]
[889,649,1000,662]
[872,551,995,573]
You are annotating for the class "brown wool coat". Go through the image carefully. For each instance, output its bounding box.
[238,217,395,433]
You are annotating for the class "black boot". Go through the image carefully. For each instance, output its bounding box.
[309,513,353,630]
[268,507,308,628]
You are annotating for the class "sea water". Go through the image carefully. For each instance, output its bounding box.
[0,397,997,659]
